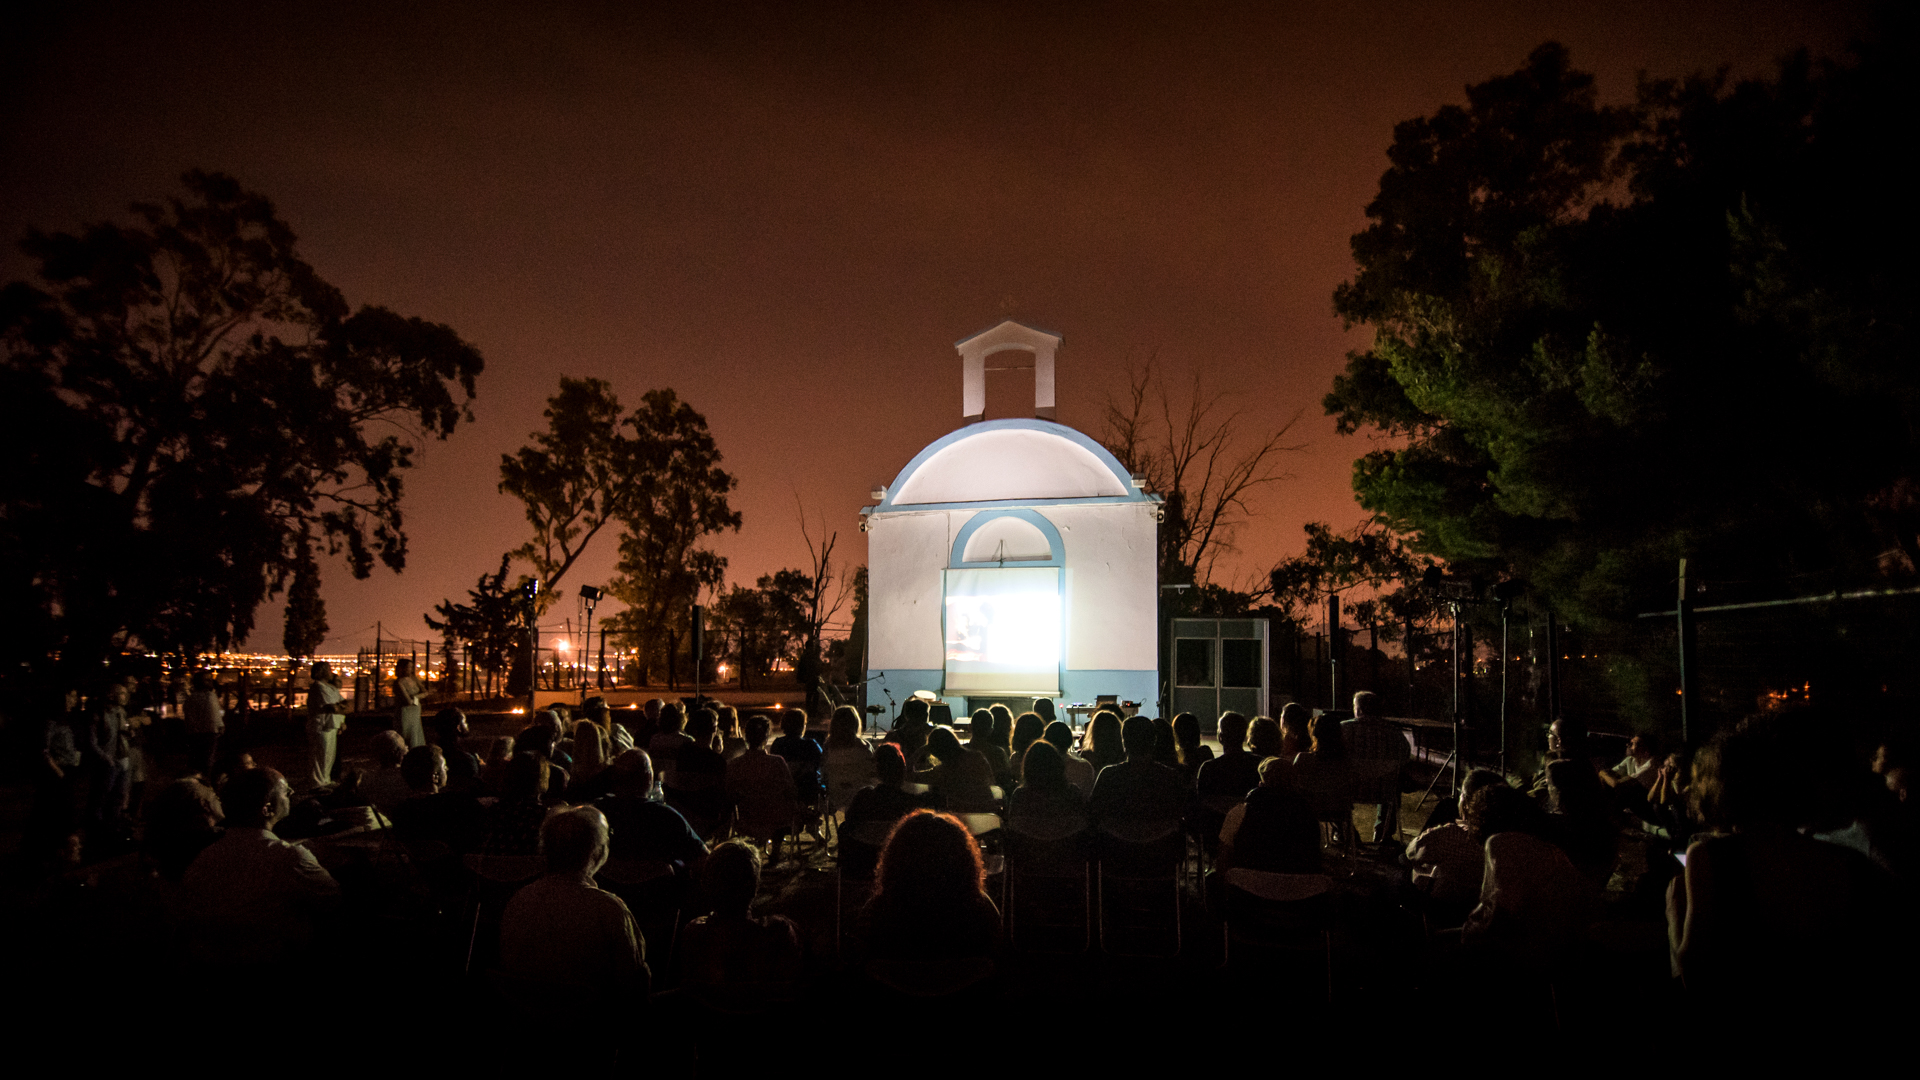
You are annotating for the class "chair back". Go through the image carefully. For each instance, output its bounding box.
[1224,868,1334,903]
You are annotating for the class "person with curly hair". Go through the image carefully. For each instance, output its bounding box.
[862,809,1000,961]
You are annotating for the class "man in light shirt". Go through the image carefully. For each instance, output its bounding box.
[183,767,340,970]
[183,670,224,779]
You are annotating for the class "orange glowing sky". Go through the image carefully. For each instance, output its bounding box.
[1,1,1869,652]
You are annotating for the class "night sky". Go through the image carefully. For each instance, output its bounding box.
[1,0,1869,654]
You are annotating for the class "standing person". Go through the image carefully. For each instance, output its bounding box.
[305,662,346,792]
[1342,691,1411,845]
[33,688,86,854]
[120,675,153,821]
[183,671,225,779]
[86,683,132,830]
[392,658,426,748]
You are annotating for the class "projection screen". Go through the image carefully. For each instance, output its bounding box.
[942,566,1062,694]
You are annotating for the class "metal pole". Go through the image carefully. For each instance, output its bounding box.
[1406,613,1417,717]
[374,622,383,711]
[1327,593,1341,712]
[1450,601,1463,797]
[1677,557,1697,745]
[1545,607,1561,727]
[1499,603,1510,777]
[691,604,704,710]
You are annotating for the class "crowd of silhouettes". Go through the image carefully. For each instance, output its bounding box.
[10,677,1918,1043]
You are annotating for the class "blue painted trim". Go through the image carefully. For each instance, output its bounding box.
[1061,669,1160,719]
[949,508,1064,567]
[878,418,1148,510]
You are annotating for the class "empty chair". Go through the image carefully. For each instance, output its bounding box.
[1220,868,1337,1001]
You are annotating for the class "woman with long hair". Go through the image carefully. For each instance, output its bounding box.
[1277,703,1311,759]
[1008,711,1047,782]
[717,706,746,761]
[1007,739,1086,833]
[915,726,998,813]
[824,705,875,814]
[1172,712,1213,782]
[863,809,1000,960]
[572,720,610,785]
[1082,711,1126,775]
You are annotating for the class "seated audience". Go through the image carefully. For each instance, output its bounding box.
[1197,712,1261,806]
[728,714,799,855]
[596,750,708,868]
[513,724,571,803]
[499,807,649,999]
[771,710,825,806]
[1291,714,1353,835]
[1867,727,1917,883]
[1081,710,1127,775]
[862,809,1000,961]
[718,706,747,760]
[1172,712,1214,783]
[572,720,611,789]
[392,745,485,855]
[146,777,223,882]
[847,744,929,830]
[1342,691,1410,844]
[679,840,802,1010]
[1007,711,1047,781]
[1043,720,1096,795]
[1008,740,1088,834]
[1460,781,1589,970]
[969,709,1012,787]
[1668,709,1902,1019]
[1544,757,1620,887]
[824,706,877,813]
[1276,703,1311,759]
[482,753,553,856]
[886,698,932,763]
[649,704,693,786]
[1150,715,1181,771]
[915,725,998,813]
[1602,733,1659,790]
[1407,768,1505,924]
[481,737,515,794]
[1217,755,1323,875]
[358,729,415,817]
[671,709,730,829]
[183,768,340,969]
[1088,716,1191,830]
[430,708,483,793]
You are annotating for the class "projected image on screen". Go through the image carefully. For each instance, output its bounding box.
[944,567,1061,693]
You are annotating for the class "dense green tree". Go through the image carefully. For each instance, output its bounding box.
[0,171,483,673]
[1325,37,1918,628]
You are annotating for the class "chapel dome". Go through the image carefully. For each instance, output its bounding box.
[886,419,1134,506]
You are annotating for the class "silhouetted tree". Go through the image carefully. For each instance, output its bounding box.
[1326,36,1919,627]
[498,376,635,603]
[0,170,483,674]
[604,389,740,687]
[1102,361,1304,591]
